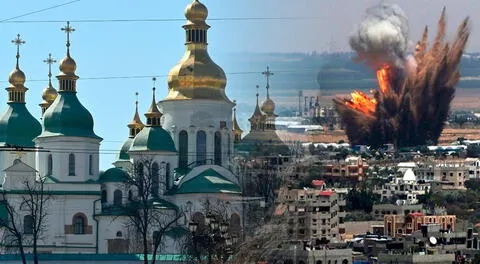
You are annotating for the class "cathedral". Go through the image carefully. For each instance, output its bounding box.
[0,0,243,255]
[236,67,290,157]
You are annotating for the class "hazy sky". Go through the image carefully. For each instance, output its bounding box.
[0,0,477,169]
[239,0,479,53]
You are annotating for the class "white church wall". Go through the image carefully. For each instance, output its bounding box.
[0,151,36,185]
[97,216,129,254]
[160,100,233,166]
[35,137,100,182]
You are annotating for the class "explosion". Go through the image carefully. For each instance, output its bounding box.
[334,5,470,148]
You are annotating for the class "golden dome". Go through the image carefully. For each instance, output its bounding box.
[41,84,58,103]
[163,0,232,103]
[185,0,208,23]
[8,68,26,86]
[59,55,77,75]
[261,97,276,115]
[165,47,228,101]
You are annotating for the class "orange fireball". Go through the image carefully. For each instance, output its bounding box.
[343,65,390,115]
[376,66,390,93]
[345,90,377,116]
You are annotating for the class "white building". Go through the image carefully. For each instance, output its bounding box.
[375,169,430,204]
[0,0,243,256]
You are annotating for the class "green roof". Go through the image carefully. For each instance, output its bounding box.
[174,167,192,176]
[174,168,241,194]
[130,126,176,153]
[0,103,41,147]
[98,168,129,183]
[150,197,178,210]
[39,91,101,140]
[165,226,188,238]
[44,175,98,184]
[96,198,177,217]
[118,137,133,160]
[96,205,130,216]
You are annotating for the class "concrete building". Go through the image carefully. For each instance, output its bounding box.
[322,156,368,182]
[465,158,480,179]
[279,184,346,245]
[414,160,468,190]
[372,204,424,221]
[384,213,456,238]
[375,169,430,203]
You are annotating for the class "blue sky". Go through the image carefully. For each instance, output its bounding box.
[0,0,478,169]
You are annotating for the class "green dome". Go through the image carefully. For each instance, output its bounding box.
[130,126,177,153]
[0,103,42,147]
[98,167,129,183]
[118,137,133,160]
[39,92,101,139]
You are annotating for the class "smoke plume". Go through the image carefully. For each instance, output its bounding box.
[335,7,470,148]
[349,3,409,69]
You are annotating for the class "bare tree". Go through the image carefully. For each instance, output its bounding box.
[231,213,289,263]
[183,199,240,264]
[0,177,50,264]
[252,171,281,207]
[122,156,183,264]
[0,199,27,264]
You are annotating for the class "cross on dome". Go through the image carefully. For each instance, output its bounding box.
[262,66,274,93]
[43,53,56,83]
[61,21,75,52]
[11,34,25,69]
[40,53,58,113]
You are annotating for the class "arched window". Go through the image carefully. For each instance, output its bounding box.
[89,155,93,175]
[196,131,206,165]
[73,214,86,234]
[47,154,53,176]
[214,131,222,166]
[151,162,159,196]
[68,153,75,176]
[101,190,107,204]
[135,163,144,194]
[116,231,123,238]
[113,190,122,206]
[179,130,188,169]
[24,215,33,234]
[166,163,171,190]
[128,190,133,201]
[229,213,241,236]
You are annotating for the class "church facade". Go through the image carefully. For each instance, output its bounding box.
[0,0,242,255]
